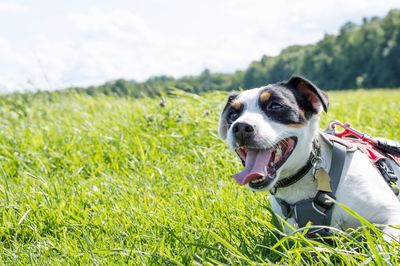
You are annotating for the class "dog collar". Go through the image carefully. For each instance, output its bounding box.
[272,139,321,192]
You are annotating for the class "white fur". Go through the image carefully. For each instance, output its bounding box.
[220,86,400,241]
[226,87,280,151]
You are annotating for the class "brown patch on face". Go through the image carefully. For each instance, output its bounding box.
[298,109,307,122]
[231,99,242,110]
[259,91,271,103]
[286,123,307,128]
[286,110,307,128]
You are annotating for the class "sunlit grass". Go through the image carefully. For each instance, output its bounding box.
[0,89,399,264]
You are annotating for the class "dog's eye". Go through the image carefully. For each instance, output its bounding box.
[269,102,283,110]
[227,111,239,123]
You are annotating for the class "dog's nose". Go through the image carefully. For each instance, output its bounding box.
[232,122,255,139]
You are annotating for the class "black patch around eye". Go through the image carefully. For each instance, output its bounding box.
[226,105,243,125]
[258,88,306,125]
[222,93,239,114]
[221,93,243,129]
[268,102,284,110]
[289,89,315,120]
[268,108,303,125]
[227,111,239,123]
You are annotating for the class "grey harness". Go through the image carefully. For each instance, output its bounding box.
[274,133,357,237]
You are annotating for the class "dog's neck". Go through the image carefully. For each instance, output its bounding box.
[272,118,321,204]
[273,165,317,204]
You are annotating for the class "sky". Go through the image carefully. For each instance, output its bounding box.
[0,0,399,92]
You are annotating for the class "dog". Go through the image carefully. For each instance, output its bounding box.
[218,75,400,241]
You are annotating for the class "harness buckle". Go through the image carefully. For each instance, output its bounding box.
[376,159,399,196]
[313,191,336,214]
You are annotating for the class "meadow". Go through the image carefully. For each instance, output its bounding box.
[0,89,399,265]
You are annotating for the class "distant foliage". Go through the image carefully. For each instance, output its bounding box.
[68,9,400,97]
[242,9,400,90]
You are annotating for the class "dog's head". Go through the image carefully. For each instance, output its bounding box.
[219,75,329,191]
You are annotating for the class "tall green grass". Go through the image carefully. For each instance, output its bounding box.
[0,89,399,264]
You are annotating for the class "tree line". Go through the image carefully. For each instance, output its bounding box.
[69,9,400,97]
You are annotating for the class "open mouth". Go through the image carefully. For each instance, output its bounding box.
[232,137,297,190]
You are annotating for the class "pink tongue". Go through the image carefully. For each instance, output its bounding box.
[232,149,273,185]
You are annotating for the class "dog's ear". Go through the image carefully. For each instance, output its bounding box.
[287,75,329,114]
[219,93,239,139]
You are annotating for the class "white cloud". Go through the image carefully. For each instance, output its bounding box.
[222,0,400,54]
[65,9,168,84]
[0,38,34,92]
[68,8,160,45]
[0,2,30,14]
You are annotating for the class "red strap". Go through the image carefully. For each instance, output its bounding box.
[346,139,386,162]
[325,132,386,163]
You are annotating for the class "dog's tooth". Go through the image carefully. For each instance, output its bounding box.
[274,148,282,163]
[250,175,268,184]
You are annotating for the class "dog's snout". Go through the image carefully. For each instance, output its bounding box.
[232,122,255,138]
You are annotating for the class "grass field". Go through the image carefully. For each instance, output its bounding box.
[0,89,400,265]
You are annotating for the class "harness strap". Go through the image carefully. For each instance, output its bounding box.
[329,141,347,193]
[322,141,348,229]
[276,138,352,237]
[313,141,348,214]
